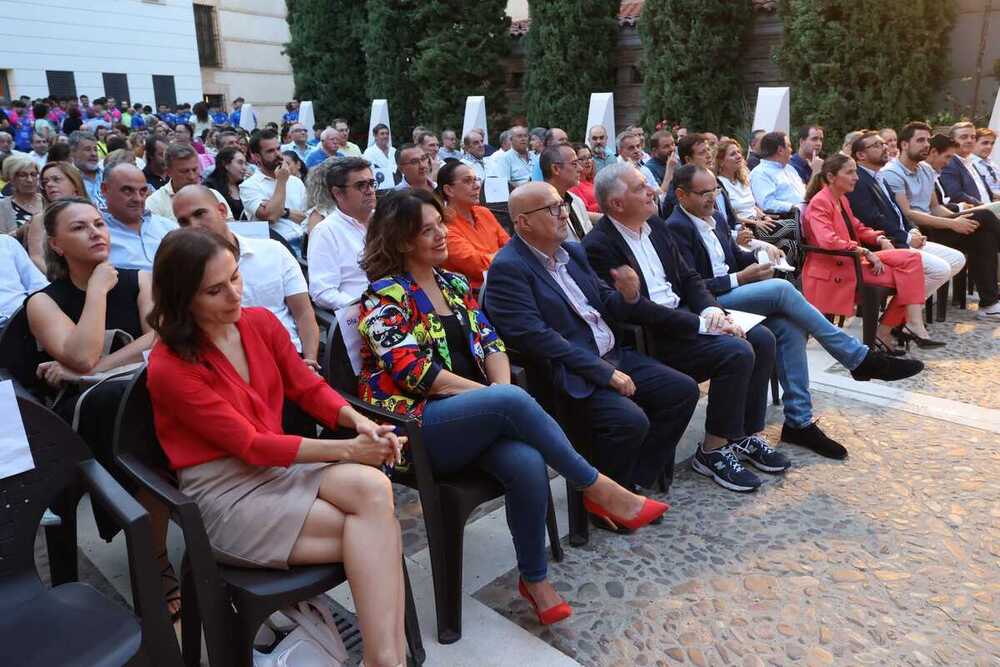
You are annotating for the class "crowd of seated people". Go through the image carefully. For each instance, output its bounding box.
[5,92,1000,660]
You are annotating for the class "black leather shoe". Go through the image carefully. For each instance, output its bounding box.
[780,421,848,460]
[851,349,924,382]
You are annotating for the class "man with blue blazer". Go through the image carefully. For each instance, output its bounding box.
[482,182,701,494]
[940,122,999,207]
[661,165,923,461]
[582,165,788,493]
[846,131,965,299]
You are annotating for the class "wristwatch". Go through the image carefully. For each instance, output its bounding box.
[282,207,290,218]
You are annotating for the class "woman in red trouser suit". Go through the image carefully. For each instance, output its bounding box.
[802,154,943,354]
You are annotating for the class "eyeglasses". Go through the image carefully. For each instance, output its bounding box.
[686,187,721,197]
[15,171,39,180]
[863,140,885,150]
[400,155,431,167]
[523,201,569,218]
[338,179,377,193]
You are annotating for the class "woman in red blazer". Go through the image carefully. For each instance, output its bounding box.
[146,228,408,667]
[802,154,942,353]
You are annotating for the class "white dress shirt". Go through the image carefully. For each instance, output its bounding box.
[608,218,680,308]
[145,181,233,221]
[523,241,615,356]
[0,235,47,325]
[958,154,992,203]
[239,169,307,241]
[236,234,308,351]
[307,208,369,310]
[681,206,740,289]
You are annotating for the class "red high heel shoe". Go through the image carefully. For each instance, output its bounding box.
[518,579,572,625]
[583,496,669,532]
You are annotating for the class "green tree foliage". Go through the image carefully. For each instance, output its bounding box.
[638,0,752,136]
[776,0,957,147]
[284,0,369,130]
[364,0,427,139]
[412,0,512,135]
[523,0,619,135]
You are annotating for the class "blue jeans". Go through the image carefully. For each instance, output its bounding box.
[420,384,598,582]
[716,279,868,428]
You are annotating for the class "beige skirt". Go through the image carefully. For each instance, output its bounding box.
[178,457,335,569]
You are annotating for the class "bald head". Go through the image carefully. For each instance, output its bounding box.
[509,182,568,255]
[102,163,150,225]
[172,184,229,236]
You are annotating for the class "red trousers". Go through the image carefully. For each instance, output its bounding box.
[862,249,925,326]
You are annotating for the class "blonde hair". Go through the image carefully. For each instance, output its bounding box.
[716,139,749,186]
[1,154,36,182]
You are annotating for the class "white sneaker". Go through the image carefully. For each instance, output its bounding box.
[976,302,1000,319]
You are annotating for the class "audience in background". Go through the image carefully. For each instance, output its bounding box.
[568,143,600,213]
[788,125,825,184]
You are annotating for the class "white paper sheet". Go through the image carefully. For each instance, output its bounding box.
[703,309,767,336]
[483,158,510,203]
[0,380,35,480]
[335,303,365,376]
[756,249,795,272]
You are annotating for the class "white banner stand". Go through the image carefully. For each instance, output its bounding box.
[989,85,1000,163]
[585,93,616,152]
[297,101,315,133]
[462,96,488,144]
[238,103,257,132]
[367,99,391,149]
[751,87,790,135]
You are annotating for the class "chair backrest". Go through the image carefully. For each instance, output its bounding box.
[0,395,89,596]
[322,306,365,396]
[114,367,172,475]
[0,305,44,396]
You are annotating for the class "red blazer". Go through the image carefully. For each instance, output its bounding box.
[148,307,348,470]
[801,186,884,316]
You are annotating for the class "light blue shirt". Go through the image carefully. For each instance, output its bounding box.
[461,153,487,181]
[0,235,48,324]
[281,142,311,162]
[881,158,936,214]
[83,167,105,209]
[103,210,178,270]
[592,151,617,174]
[501,149,536,185]
[749,159,806,213]
[304,146,341,168]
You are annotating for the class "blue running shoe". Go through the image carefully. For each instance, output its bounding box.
[731,435,791,473]
[692,444,762,492]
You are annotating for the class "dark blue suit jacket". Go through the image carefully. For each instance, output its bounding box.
[664,206,757,296]
[940,155,997,206]
[846,167,911,248]
[582,215,717,337]
[484,236,664,399]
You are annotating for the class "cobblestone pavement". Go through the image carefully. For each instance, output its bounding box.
[826,302,999,408]
[474,394,1000,666]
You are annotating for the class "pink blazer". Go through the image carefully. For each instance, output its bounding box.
[801,186,883,316]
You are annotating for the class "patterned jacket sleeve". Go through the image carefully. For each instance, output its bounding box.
[359,287,442,395]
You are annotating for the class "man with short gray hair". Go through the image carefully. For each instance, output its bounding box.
[587,125,616,173]
[439,128,462,161]
[69,130,104,207]
[145,143,233,221]
[461,129,488,181]
[304,127,343,168]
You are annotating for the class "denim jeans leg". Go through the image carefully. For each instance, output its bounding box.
[476,439,551,582]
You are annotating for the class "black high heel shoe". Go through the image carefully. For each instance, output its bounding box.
[898,325,946,349]
[874,335,907,357]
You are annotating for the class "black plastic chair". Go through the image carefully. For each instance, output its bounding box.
[795,212,893,345]
[322,321,563,644]
[112,368,425,666]
[0,395,182,667]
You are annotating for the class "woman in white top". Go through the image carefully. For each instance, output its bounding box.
[304,156,338,237]
[716,139,800,265]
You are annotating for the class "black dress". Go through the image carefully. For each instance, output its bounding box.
[26,270,144,541]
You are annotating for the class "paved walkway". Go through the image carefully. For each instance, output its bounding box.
[64,302,999,666]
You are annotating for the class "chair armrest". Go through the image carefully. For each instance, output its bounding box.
[617,323,648,355]
[117,453,197,513]
[78,459,182,666]
[314,306,335,331]
[510,364,527,389]
[800,244,857,257]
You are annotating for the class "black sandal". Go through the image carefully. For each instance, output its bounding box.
[874,335,907,357]
[156,551,182,623]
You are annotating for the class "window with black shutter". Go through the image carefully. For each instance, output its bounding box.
[46,70,77,98]
[102,73,130,104]
[194,4,221,67]
[152,75,177,109]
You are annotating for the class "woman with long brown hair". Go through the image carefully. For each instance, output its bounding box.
[802,155,941,353]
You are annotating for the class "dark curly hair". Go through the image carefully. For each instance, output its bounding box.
[148,228,239,362]
[360,189,446,282]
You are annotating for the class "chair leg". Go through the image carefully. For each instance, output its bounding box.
[43,514,78,585]
[860,294,879,346]
[180,566,203,667]
[402,559,426,665]
[925,295,934,324]
[426,512,466,644]
[936,280,949,322]
[566,480,589,547]
[545,489,564,562]
[770,368,781,406]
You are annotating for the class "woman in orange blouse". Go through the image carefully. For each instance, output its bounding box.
[437,160,510,290]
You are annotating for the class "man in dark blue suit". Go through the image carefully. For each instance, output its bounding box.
[482,182,703,494]
[581,166,793,493]
[846,131,965,298]
[658,165,922,460]
[940,122,999,207]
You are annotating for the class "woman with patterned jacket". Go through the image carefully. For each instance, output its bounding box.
[357,189,667,626]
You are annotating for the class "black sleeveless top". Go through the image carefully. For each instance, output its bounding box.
[11,269,143,394]
[435,313,487,385]
[38,269,143,340]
